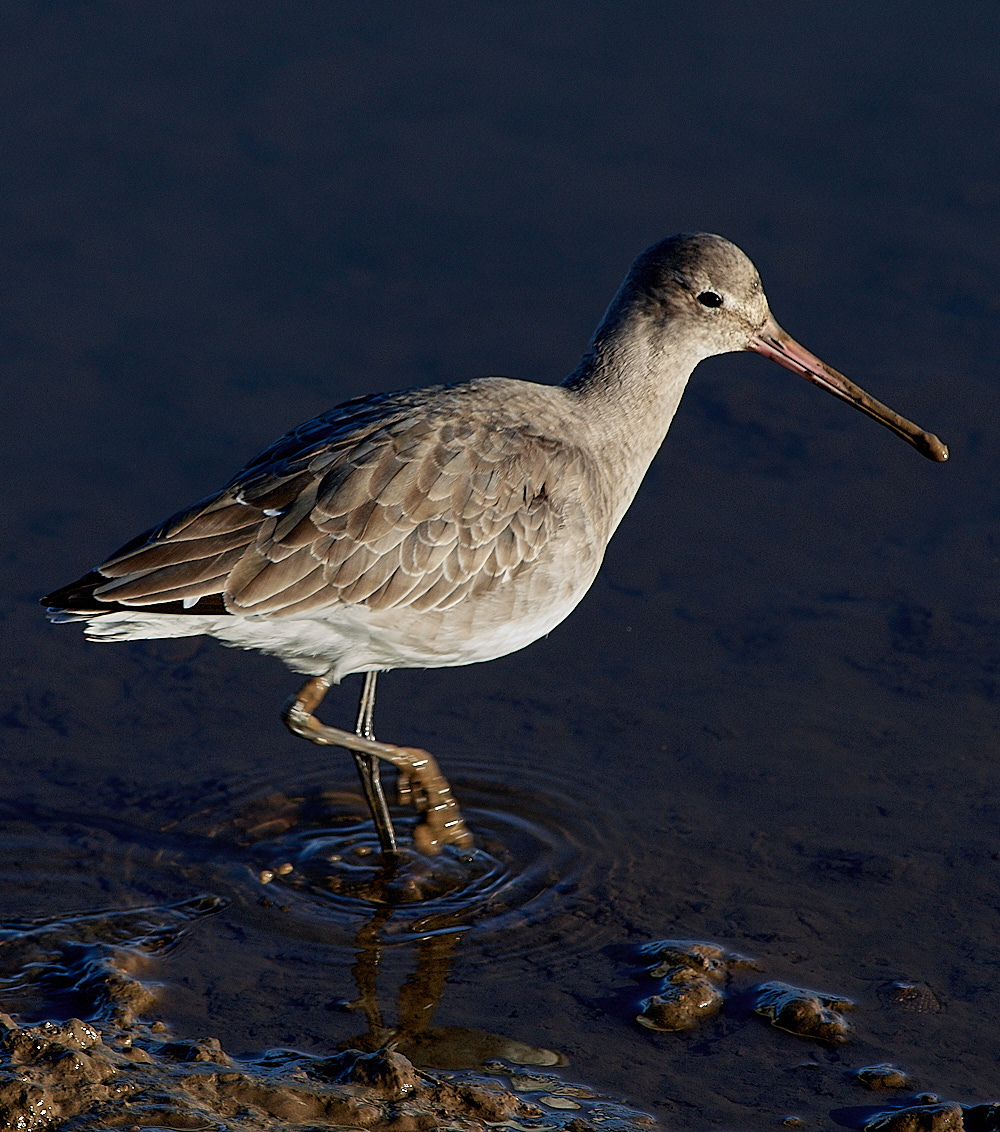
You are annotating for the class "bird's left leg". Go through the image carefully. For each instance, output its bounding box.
[350,671,397,857]
[282,676,474,855]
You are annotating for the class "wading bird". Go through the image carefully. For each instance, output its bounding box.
[43,235,947,856]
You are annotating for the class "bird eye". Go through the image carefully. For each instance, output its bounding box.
[697,291,723,308]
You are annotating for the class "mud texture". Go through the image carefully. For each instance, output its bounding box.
[880,982,945,1015]
[631,939,756,1032]
[0,897,655,1131]
[636,967,725,1033]
[749,981,854,1043]
[863,1104,966,1132]
[619,940,859,1045]
[857,1065,912,1090]
[837,1100,1000,1132]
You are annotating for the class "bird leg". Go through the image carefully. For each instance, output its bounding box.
[282,676,474,855]
[352,671,397,857]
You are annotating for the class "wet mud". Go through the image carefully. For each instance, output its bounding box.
[0,898,654,1130]
[622,939,756,1032]
[834,1099,1000,1132]
[749,981,855,1043]
[856,1066,912,1091]
[619,941,857,1042]
[5,903,990,1131]
[606,937,1000,1128]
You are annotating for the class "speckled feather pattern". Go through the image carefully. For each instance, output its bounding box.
[91,379,597,617]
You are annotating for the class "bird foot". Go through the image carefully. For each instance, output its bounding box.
[283,678,474,855]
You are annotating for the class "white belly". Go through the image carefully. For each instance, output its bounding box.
[78,570,593,682]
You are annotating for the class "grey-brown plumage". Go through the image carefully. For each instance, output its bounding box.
[87,384,588,619]
[43,234,947,855]
[46,376,608,689]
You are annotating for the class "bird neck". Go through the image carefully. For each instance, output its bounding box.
[561,290,706,529]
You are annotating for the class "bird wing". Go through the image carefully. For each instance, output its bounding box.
[63,384,578,618]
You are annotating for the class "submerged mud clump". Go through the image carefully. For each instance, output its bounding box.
[749,980,854,1043]
[617,939,858,1046]
[855,1100,1000,1132]
[855,1064,912,1090]
[0,896,657,1131]
[863,1103,966,1132]
[636,966,726,1032]
[627,939,757,1033]
[387,1024,566,1070]
[837,1101,1000,1132]
[880,981,944,1014]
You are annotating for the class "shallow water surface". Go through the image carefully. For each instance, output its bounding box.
[4,3,1000,1129]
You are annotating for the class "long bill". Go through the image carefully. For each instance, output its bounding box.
[748,315,948,462]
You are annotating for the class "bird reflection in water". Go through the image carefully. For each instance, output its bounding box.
[338,904,564,1071]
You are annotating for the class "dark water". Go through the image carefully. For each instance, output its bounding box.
[4,2,1000,1127]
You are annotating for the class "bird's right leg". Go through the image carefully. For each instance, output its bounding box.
[282,676,474,855]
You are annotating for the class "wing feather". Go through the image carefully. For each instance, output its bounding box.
[235,564,328,615]
[100,527,254,575]
[94,545,247,603]
[326,544,380,589]
[64,382,588,620]
[162,500,256,541]
[230,548,325,607]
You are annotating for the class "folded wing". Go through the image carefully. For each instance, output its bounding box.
[46,385,579,619]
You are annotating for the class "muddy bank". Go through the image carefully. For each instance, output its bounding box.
[0,895,654,1130]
